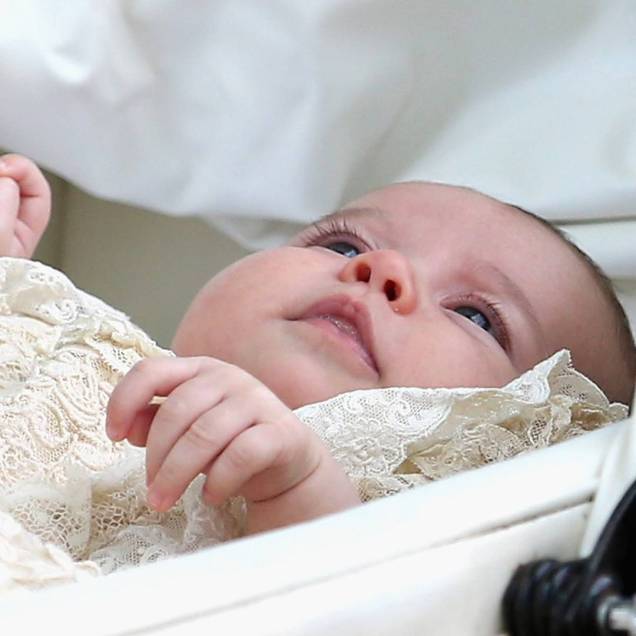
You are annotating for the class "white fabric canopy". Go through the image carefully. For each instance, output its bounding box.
[0,1,635,253]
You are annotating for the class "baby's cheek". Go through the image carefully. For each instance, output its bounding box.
[392,338,517,390]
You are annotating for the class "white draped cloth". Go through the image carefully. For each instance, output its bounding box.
[0,258,627,592]
[0,2,635,256]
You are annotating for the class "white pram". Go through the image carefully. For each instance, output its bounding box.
[0,3,634,633]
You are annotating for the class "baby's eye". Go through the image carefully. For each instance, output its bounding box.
[298,216,372,257]
[324,241,361,258]
[454,306,494,336]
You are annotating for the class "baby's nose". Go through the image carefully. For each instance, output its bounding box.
[338,250,417,314]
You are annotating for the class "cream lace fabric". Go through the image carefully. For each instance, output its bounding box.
[0,258,628,592]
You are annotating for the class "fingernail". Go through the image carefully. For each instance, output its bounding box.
[105,422,120,441]
[147,489,166,511]
[0,159,7,172]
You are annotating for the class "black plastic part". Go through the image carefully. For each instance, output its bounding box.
[503,478,636,635]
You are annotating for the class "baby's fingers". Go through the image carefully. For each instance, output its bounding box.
[0,154,50,199]
[0,177,19,219]
[0,178,19,256]
[0,155,51,257]
[107,357,210,441]
[201,423,283,506]
[147,397,255,511]
[144,374,226,484]
[203,414,312,506]
[125,403,160,447]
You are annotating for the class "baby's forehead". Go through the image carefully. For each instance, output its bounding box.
[348,181,503,217]
[341,181,536,235]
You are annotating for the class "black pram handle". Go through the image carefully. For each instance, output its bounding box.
[503,478,636,635]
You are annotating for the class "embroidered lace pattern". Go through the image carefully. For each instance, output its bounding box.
[0,258,627,592]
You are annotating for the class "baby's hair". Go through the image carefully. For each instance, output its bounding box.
[512,205,635,408]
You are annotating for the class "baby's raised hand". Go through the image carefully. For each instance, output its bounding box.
[106,357,360,534]
[0,154,51,258]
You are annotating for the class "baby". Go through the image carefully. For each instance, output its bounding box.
[0,153,634,539]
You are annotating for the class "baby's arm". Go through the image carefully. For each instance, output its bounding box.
[0,154,51,258]
[106,357,361,535]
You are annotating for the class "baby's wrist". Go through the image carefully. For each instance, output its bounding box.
[244,454,360,536]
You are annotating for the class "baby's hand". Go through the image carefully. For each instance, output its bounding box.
[0,154,51,258]
[106,357,360,534]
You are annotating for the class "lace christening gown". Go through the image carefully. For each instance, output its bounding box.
[0,258,627,591]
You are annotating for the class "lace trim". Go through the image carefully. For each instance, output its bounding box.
[297,352,626,483]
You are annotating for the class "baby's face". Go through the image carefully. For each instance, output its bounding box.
[173,183,617,408]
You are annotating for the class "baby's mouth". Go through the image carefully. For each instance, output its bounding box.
[321,315,361,341]
[295,296,379,375]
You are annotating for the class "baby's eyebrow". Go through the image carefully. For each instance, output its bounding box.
[315,206,385,226]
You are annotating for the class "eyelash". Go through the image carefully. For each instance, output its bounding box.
[298,217,374,253]
[299,217,512,352]
[450,294,511,352]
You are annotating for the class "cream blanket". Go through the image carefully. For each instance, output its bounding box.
[0,258,627,592]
